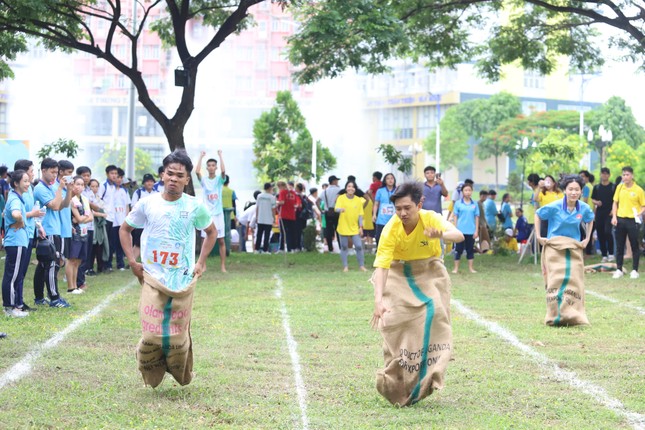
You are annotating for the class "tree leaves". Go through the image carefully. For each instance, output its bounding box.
[252,91,337,183]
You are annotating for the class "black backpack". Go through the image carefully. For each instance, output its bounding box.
[36,237,58,261]
[299,196,314,221]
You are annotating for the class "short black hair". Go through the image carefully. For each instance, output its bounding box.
[58,160,74,172]
[516,207,524,214]
[89,178,100,187]
[424,166,436,173]
[0,165,7,175]
[527,173,540,186]
[561,175,584,191]
[462,183,473,191]
[309,187,318,195]
[464,179,474,186]
[41,158,58,170]
[622,166,634,174]
[488,189,497,196]
[347,175,356,182]
[162,149,194,173]
[116,168,125,177]
[207,158,217,164]
[224,175,230,186]
[76,166,91,175]
[253,190,261,200]
[105,165,118,174]
[9,170,26,188]
[372,171,383,180]
[263,182,273,190]
[502,192,510,200]
[578,170,590,178]
[390,182,423,205]
[479,190,489,197]
[158,165,165,175]
[14,159,33,172]
[296,183,305,192]
[600,167,610,175]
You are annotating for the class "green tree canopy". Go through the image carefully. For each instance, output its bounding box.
[252,91,336,183]
[605,140,640,182]
[523,130,586,177]
[287,0,644,84]
[426,106,470,171]
[95,145,155,183]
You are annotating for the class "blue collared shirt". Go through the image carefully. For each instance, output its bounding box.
[34,180,61,236]
[3,190,28,247]
[536,198,594,240]
[453,198,480,235]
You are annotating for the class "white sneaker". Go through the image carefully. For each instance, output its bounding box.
[70,288,85,295]
[4,307,29,318]
[608,255,615,262]
[612,270,624,279]
[630,270,639,279]
[601,256,608,263]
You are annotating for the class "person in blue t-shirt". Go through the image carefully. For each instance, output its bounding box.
[2,170,31,317]
[451,183,480,274]
[33,158,73,309]
[372,173,396,246]
[484,189,498,237]
[500,193,513,229]
[535,175,594,245]
[514,208,531,243]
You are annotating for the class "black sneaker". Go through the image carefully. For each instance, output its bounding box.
[0,332,7,339]
[86,270,97,277]
[34,298,50,306]
[20,304,37,312]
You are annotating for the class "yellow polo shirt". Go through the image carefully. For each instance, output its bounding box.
[363,198,374,230]
[536,191,564,207]
[335,194,365,236]
[374,209,452,269]
[614,183,645,218]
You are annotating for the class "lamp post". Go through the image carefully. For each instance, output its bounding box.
[408,142,423,178]
[516,137,536,209]
[587,125,613,166]
[428,93,441,171]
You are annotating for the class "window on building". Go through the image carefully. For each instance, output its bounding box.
[279,76,289,90]
[257,46,267,68]
[524,70,545,89]
[0,103,7,135]
[270,77,278,90]
[271,18,279,31]
[144,74,159,90]
[143,45,160,59]
[236,76,253,91]
[271,47,280,61]
[280,19,290,32]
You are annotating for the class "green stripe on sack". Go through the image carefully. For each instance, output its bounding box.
[554,249,571,326]
[403,263,435,405]
[162,297,173,357]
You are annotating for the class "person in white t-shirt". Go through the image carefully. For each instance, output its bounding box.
[196,150,227,272]
[111,169,131,271]
[120,150,217,287]
[130,173,158,260]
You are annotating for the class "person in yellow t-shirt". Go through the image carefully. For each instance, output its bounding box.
[534,175,564,238]
[499,228,519,253]
[371,182,464,326]
[611,166,645,279]
[363,192,375,246]
[335,181,368,272]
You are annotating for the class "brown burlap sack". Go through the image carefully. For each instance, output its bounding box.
[375,258,452,406]
[137,271,199,388]
[541,236,589,327]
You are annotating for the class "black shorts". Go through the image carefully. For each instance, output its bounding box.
[132,229,143,247]
[61,237,71,259]
[363,228,375,238]
[69,239,88,260]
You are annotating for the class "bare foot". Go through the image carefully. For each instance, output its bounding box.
[359,266,367,272]
[221,268,227,273]
[343,267,349,272]
[451,270,458,274]
[470,269,477,273]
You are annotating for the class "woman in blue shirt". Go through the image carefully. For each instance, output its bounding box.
[2,170,31,318]
[535,175,594,245]
[372,173,396,246]
[500,193,513,229]
[451,183,480,273]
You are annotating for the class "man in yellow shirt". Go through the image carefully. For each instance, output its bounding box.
[370,182,463,406]
[611,166,645,279]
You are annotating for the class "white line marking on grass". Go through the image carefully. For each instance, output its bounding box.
[273,274,309,430]
[0,281,137,390]
[586,290,645,316]
[451,299,645,430]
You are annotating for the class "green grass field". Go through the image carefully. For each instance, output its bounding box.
[0,251,643,429]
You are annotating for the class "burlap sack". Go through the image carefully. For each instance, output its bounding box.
[137,271,199,388]
[375,258,452,406]
[541,236,589,326]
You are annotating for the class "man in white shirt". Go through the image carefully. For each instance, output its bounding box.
[196,150,227,272]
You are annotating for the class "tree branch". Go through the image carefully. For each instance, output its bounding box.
[166,0,192,62]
